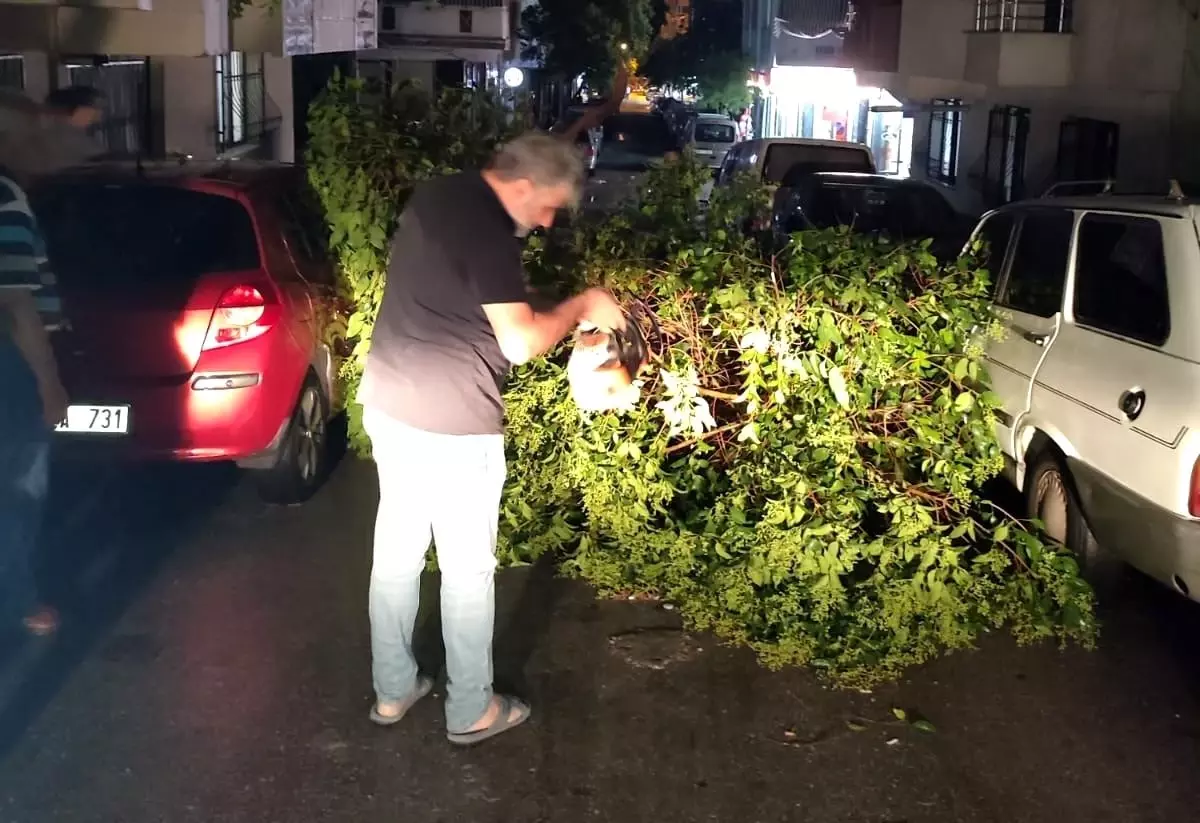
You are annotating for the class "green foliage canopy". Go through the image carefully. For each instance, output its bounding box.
[521,0,665,89]
[641,0,753,112]
[305,82,1097,689]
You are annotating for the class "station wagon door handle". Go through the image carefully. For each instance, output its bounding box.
[1019,329,1049,347]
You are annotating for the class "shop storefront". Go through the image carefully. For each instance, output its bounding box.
[757,66,914,177]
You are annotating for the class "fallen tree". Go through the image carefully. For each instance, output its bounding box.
[306,82,1096,688]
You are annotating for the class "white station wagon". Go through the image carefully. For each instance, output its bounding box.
[976,181,1200,601]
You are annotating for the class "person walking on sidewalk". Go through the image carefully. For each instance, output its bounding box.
[359,131,625,745]
[0,170,68,637]
[0,85,104,637]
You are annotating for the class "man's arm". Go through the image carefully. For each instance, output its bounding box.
[0,287,60,392]
[483,287,627,366]
[482,294,592,366]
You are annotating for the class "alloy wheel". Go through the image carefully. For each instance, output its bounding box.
[295,386,326,484]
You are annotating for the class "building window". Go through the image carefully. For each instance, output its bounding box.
[63,56,150,156]
[215,52,267,153]
[926,99,962,186]
[974,0,1073,33]
[459,10,473,33]
[381,4,396,31]
[0,54,24,90]
[1056,117,1119,183]
[983,105,1029,206]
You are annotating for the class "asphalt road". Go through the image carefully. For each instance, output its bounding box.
[0,458,1197,823]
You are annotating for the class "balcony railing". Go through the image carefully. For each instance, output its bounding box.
[974,0,1073,34]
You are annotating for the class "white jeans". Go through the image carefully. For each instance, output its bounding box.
[362,407,507,732]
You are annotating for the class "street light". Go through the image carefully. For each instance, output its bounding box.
[619,42,628,51]
[503,66,525,89]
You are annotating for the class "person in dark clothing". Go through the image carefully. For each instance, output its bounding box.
[0,170,67,636]
[0,85,104,637]
[359,131,625,745]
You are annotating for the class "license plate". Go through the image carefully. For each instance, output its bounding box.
[56,404,131,435]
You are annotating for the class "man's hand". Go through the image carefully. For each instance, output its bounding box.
[38,376,68,428]
[580,288,626,332]
[484,287,627,366]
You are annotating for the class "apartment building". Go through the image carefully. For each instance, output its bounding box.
[661,0,692,39]
[870,0,1194,214]
[0,1,298,161]
[356,0,519,93]
[743,0,1200,214]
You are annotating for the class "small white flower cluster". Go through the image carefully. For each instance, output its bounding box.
[656,365,717,437]
[740,327,808,376]
[738,326,850,410]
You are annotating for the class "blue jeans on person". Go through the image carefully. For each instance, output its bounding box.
[362,407,506,733]
[0,337,50,627]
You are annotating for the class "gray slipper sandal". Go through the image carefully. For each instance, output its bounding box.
[446,695,532,746]
[369,675,434,726]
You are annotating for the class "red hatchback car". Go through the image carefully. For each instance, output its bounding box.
[31,161,342,504]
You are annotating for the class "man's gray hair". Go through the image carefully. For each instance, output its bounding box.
[487,131,585,204]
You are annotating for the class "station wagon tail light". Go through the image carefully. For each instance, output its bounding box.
[1189,459,1200,517]
[202,285,273,350]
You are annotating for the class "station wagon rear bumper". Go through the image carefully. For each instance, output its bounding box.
[1071,458,1200,601]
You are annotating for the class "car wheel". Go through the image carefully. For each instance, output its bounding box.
[252,373,330,505]
[1025,451,1121,587]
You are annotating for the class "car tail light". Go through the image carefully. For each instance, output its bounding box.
[202,284,274,351]
[1189,458,1200,517]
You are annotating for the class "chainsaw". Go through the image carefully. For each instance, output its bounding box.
[567,301,656,412]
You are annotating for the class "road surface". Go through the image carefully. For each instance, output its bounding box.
[0,458,1196,822]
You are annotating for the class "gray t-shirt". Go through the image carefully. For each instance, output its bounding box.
[358,172,528,435]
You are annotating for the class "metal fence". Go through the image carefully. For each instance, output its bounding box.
[215,52,270,153]
[974,0,1073,34]
[64,58,150,157]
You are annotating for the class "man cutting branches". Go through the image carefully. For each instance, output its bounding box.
[358,64,630,745]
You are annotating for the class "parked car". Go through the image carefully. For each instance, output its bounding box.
[973,180,1200,601]
[774,172,972,258]
[715,137,876,191]
[31,160,342,504]
[582,112,681,212]
[687,113,739,171]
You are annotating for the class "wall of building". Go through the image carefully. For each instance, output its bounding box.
[1170,2,1200,182]
[896,0,971,85]
[155,53,295,162]
[775,30,846,68]
[896,0,1187,92]
[908,85,1173,216]
[1069,0,1186,93]
[158,55,218,158]
[888,0,1191,215]
[0,0,228,57]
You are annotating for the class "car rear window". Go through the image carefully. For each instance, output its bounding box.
[694,122,736,143]
[598,115,677,171]
[33,183,261,287]
[763,143,874,183]
[800,183,957,240]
